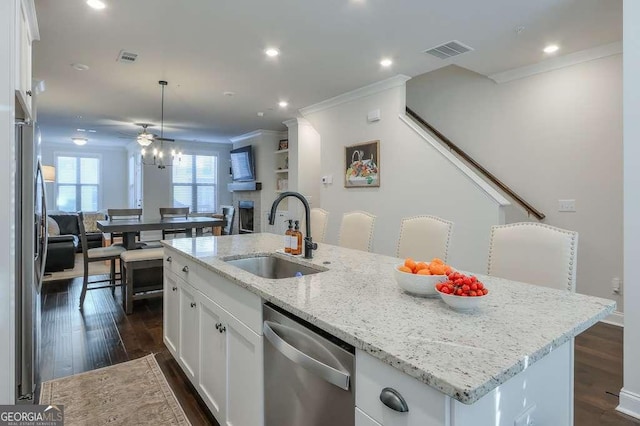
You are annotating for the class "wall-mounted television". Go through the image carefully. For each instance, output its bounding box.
[230,145,256,182]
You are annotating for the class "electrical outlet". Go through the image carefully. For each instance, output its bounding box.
[558,199,576,212]
[514,404,536,426]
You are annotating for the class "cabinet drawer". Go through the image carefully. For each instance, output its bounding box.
[356,350,448,426]
[165,252,205,288]
[194,272,262,335]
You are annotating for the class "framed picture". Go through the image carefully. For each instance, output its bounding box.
[345,140,380,187]
[278,139,289,150]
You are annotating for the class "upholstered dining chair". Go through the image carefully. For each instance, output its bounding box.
[78,212,126,308]
[396,215,453,261]
[487,222,578,292]
[159,207,190,239]
[338,211,376,252]
[310,208,329,244]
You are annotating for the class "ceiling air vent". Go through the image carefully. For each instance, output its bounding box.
[117,50,138,63]
[424,40,473,59]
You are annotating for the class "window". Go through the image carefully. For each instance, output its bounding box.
[55,155,100,211]
[172,154,217,213]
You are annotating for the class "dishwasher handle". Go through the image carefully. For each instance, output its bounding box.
[263,320,350,391]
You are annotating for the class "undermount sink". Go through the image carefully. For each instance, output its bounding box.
[224,255,325,279]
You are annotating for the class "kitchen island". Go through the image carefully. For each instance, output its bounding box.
[161,234,615,426]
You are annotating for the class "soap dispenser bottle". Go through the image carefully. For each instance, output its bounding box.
[292,220,303,255]
[284,220,294,254]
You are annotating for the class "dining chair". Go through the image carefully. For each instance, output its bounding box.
[77,212,126,308]
[107,208,143,244]
[220,205,235,235]
[338,211,376,252]
[487,222,578,292]
[396,215,453,261]
[310,208,329,243]
[159,207,190,239]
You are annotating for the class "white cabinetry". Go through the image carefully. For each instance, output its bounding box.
[163,272,179,356]
[178,282,199,381]
[163,251,264,426]
[14,0,38,120]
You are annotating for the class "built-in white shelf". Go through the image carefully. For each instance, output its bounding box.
[274,149,289,154]
[275,169,289,173]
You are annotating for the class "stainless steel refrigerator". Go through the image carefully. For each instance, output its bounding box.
[15,119,47,403]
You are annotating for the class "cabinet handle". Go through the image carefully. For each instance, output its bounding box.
[219,325,226,333]
[190,302,196,308]
[380,387,409,413]
[166,256,172,262]
[215,322,221,330]
[26,90,32,96]
[172,286,177,292]
[182,265,189,272]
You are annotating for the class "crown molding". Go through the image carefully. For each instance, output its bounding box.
[282,117,311,128]
[229,129,286,143]
[488,41,622,84]
[43,141,127,152]
[22,0,40,41]
[299,74,411,116]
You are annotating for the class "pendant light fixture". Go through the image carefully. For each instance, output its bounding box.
[140,80,182,169]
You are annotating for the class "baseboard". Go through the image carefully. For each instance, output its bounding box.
[600,310,624,327]
[617,388,640,420]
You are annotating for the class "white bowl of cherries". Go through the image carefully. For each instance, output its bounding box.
[435,271,489,312]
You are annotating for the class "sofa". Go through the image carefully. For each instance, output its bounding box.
[45,212,105,272]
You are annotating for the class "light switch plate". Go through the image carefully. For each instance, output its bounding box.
[367,109,381,122]
[558,199,576,212]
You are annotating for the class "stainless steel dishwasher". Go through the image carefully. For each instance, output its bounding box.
[263,303,355,426]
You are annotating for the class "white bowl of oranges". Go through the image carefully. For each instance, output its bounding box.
[394,258,452,297]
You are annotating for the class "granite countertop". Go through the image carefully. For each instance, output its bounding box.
[162,234,615,404]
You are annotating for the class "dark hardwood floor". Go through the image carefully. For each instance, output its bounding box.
[40,276,219,426]
[40,276,638,426]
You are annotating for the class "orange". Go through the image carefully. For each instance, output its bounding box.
[444,265,453,274]
[404,258,417,271]
[416,269,432,275]
[415,262,429,272]
[429,264,446,275]
[431,258,444,265]
[398,266,413,274]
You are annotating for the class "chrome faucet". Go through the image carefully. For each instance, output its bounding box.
[269,191,318,259]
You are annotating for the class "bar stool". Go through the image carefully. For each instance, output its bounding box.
[396,215,453,261]
[338,211,376,252]
[310,208,329,243]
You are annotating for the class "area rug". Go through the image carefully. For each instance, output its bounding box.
[40,354,191,426]
[43,253,111,282]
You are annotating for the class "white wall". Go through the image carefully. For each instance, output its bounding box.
[620,0,640,418]
[406,58,623,310]
[0,0,17,404]
[302,83,505,273]
[40,142,128,211]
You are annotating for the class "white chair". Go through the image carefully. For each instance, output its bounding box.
[487,223,578,292]
[338,211,376,252]
[310,208,329,243]
[396,215,453,261]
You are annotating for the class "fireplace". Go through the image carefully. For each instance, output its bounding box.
[238,200,255,234]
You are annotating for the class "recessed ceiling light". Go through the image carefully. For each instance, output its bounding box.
[88,129,97,133]
[278,101,288,108]
[223,91,236,97]
[257,112,264,117]
[543,44,559,54]
[86,0,106,9]
[380,58,393,67]
[72,137,88,146]
[71,63,90,71]
[76,128,86,132]
[265,48,280,57]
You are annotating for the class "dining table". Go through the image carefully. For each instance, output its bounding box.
[97,216,226,250]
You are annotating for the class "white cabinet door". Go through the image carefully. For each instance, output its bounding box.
[179,282,199,382]
[225,312,264,426]
[163,272,180,357]
[198,295,227,420]
[356,408,383,426]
